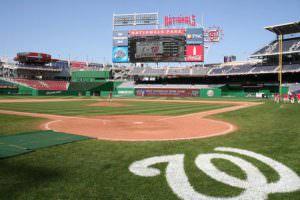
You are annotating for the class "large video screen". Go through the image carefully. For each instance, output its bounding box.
[129,36,186,62]
[112,28,204,63]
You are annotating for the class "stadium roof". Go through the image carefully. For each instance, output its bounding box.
[264,21,300,35]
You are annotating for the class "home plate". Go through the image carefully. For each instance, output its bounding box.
[133,121,144,125]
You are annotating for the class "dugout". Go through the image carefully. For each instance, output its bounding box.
[0,79,18,95]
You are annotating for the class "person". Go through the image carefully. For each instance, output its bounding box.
[142,89,145,97]
[290,93,295,104]
[274,93,280,103]
[283,94,289,103]
[297,93,300,104]
[108,90,112,102]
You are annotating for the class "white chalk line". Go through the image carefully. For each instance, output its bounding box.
[44,120,62,131]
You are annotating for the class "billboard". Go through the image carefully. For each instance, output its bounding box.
[112,47,129,63]
[186,28,204,44]
[185,45,204,62]
[129,29,185,37]
[113,30,128,46]
[136,88,199,97]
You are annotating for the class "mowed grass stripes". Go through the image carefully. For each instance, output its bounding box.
[0,100,231,116]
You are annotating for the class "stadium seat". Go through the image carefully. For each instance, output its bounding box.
[282,64,300,72]
[252,37,300,56]
[143,68,166,76]
[191,67,210,76]
[167,68,190,76]
[227,64,253,74]
[251,65,278,73]
[13,79,68,91]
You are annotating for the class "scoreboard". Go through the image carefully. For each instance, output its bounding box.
[112,28,204,63]
[129,36,185,62]
[135,41,164,59]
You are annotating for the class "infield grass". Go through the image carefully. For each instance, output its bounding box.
[0,100,299,199]
[0,114,45,136]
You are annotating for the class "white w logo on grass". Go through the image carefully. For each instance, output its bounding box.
[129,147,300,200]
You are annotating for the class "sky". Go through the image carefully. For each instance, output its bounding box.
[0,0,299,64]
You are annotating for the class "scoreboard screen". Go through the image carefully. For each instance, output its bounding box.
[112,28,204,63]
[129,36,185,62]
[135,41,164,58]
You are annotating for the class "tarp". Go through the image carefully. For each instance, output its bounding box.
[0,130,90,159]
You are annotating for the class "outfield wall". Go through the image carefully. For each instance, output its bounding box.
[133,88,222,98]
[116,87,135,97]
[135,88,200,97]
[116,83,288,98]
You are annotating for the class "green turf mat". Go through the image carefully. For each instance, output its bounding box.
[0,143,32,158]
[0,130,90,159]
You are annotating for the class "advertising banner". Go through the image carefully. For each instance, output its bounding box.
[113,30,128,46]
[136,88,199,97]
[185,45,204,62]
[186,28,204,44]
[112,47,129,63]
[129,29,186,37]
[113,39,128,46]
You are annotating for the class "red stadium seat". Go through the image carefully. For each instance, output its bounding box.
[13,79,68,91]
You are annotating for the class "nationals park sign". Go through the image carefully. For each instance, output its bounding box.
[164,15,197,27]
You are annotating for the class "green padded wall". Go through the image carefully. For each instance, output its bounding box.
[199,88,222,98]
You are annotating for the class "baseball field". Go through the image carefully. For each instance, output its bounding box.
[0,96,299,199]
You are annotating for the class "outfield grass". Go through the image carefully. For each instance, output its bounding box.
[0,102,299,199]
[0,100,231,116]
[0,95,263,102]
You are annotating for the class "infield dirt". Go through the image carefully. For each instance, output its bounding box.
[0,99,261,141]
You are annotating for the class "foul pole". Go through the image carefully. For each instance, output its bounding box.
[278,34,283,97]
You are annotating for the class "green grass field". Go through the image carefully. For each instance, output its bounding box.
[0,114,45,136]
[0,95,262,102]
[0,100,230,116]
[0,98,299,199]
